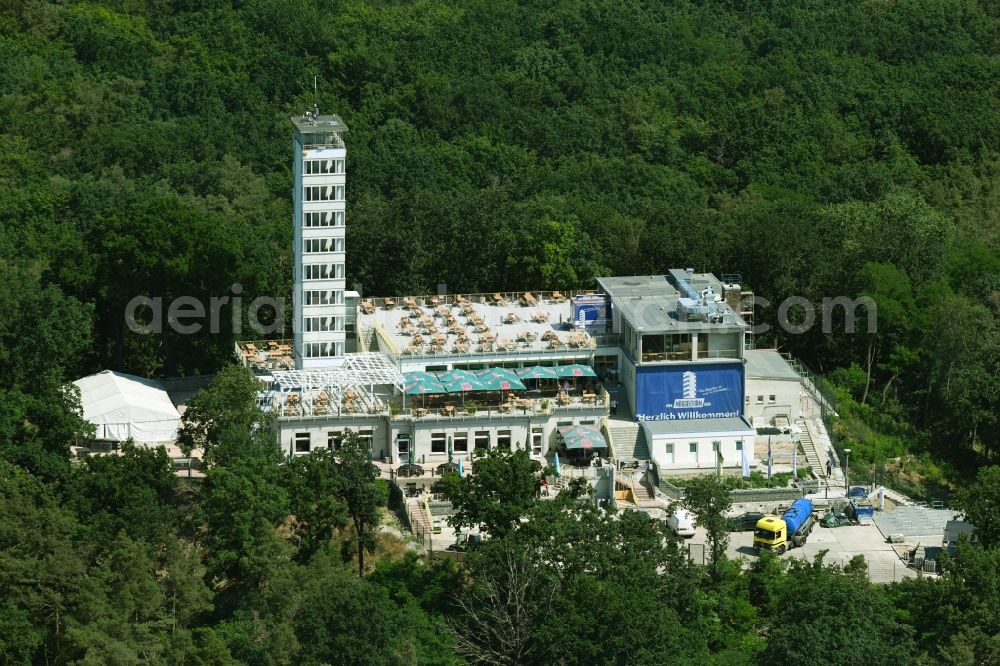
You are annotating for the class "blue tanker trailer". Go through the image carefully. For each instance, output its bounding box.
[753,498,817,554]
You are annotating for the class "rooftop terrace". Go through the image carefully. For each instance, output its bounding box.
[359,290,606,361]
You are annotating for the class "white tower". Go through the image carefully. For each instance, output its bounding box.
[291,107,348,368]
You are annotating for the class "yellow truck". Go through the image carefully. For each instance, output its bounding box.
[753,498,816,555]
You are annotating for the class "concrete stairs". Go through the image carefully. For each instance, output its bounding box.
[608,418,649,462]
[631,476,661,509]
[797,421,825,478]
[406,497,432,536]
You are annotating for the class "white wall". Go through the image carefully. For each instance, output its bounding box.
[648,432,756,474]
[744,377,801,423]
[277,417,388,459]
[276,413,605,465]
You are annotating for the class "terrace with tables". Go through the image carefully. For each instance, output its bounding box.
[261,353,405,419]
[359,290,599,362]
[236,339,295,372]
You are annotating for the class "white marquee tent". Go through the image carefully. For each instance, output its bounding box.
[73,370,181,444]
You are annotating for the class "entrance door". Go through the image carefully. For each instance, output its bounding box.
[664,443,675,465]
[395,435,410,462]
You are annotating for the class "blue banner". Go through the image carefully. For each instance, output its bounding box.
[635,363,744,421]
[571,294,609,331]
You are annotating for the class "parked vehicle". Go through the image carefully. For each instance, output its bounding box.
[753,498,816,554]
[847,497,875,525]
[728,511,766,531]
[667,508,696,538]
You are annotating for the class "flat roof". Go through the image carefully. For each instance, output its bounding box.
[290,112,349,133]
[598,272,747,334]
[744,350,800,381]
[642,416,755,437]
[596,275,675,299]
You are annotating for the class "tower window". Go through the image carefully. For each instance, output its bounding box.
[304,185,344,202]
[304,158,345,175]
[304,264,344,280]
[304,211,344,228]
[302,238,344,253]
[304,290,344,306]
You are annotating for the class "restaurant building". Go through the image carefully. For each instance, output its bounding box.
[233,112,804,479]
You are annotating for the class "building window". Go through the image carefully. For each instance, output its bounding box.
[497,430,512,450]
[304,185,345,202]
[641,333,692,362]
[756,395,764,404]
[712,441,721,453]
[454,432,469,452]
[745,395,750,404]
[305,290,342,306]
[768,395,776,403]
[304,316,328,332]
[304,342,343,358]
[735,440,743,453]
[304,264,344,281]
[431,432,446,454]
[396,435,410,456]
[304,158,345,175]
[302,238,344,254]
[475,431,490,450]
[328,431,342,450]
[295,432,311,454]
[304,238,328,253]
[304,264,331,280]
[531,427,543,455]
[304,211,344,228]
[358,429,373,453]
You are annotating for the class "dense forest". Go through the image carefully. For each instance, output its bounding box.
[1,0,999,663]
[2,365,1000,664]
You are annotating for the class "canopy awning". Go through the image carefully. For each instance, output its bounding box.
[442,377,489,393]
[517,366,559,380]
[437,369,479,383]
[403,373,447,395]
[480,375,526,391]
[477,367,521,383]
[397,463,424,477]
[557,424,608,450]
[554,364,597,378]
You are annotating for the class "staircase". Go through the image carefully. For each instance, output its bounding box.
[797,421,825,477]
[358,324,377,353]
[405,497,432,536]
[630,477,661,509]
[608,419,649,462]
